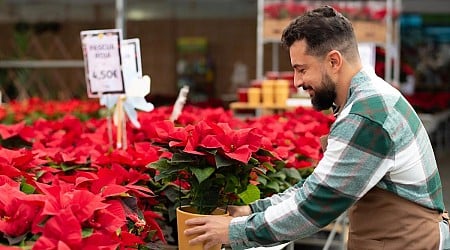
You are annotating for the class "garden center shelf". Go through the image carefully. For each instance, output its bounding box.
[229,102,296,116]
[229,98,312,116]
[256,0,402,85]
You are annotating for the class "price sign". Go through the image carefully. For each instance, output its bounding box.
[81,29,125,97]
[121,39,143,95]
[122,38,142,79]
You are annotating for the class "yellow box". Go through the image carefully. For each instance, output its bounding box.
[275,88,289,106]
[262,80,275,105]
[275,80,290,91]
[247,87,261,105]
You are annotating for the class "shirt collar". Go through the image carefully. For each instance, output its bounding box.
[335,67,372,117]
[332,103,341,117]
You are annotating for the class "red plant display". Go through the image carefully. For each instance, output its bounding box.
[0,98,334,248]
[264,0,399,21]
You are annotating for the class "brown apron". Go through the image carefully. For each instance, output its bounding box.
[348,187,442,250]
[320,135,442,249]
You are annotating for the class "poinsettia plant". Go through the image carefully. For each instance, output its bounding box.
[148,119,284,215]
[0,98,332,248]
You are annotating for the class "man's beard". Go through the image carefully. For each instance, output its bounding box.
[310,72,337,111]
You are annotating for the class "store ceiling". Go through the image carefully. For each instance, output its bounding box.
[0,0,448,23]
[0,0,257,22]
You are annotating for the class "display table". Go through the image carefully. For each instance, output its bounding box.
[229,102,295,116]
[222,242,293,250]
[229,98,312,116]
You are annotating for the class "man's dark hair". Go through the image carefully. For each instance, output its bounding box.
[281,6,359,62]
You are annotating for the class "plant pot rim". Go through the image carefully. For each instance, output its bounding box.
[177,205,228,216]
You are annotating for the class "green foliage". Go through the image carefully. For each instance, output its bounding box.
[0,135,32,149]
[20,180,36,195]
[238,184,260,204]
[258,163,304,197]
[149,147,281,216]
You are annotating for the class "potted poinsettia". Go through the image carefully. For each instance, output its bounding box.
[148,119,282,249]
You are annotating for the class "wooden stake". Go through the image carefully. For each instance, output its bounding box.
[116,95,124,149]
[122,96,127,150]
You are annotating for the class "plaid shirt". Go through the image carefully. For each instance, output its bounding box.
[229,68,445,249]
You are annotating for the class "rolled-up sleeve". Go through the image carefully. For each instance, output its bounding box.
[228,114,394,249]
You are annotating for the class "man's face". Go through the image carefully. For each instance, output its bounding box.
[289,40,336,111]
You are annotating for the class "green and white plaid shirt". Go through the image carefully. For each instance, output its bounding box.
[229,68,445,249]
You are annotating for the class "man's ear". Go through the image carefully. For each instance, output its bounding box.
[327,50,343,72]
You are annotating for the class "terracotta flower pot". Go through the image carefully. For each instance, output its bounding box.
[176,206,228,250]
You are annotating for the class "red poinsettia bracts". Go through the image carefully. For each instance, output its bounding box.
[0,181,45,238]
[263,1,399,21]
[197,121,262,163]
[0,98,332,248]
[33,208,83,249]
[36,181,109,223]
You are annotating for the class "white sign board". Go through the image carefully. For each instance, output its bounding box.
[358,42,376,70]
[80,29,125,97]
[121,38,142,91]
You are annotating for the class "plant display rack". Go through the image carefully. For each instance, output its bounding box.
[256,0,402,86]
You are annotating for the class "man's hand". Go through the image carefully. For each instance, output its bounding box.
[184,215,233,249]
[227,205,252,217]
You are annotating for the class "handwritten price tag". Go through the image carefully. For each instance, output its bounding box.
[92,69,119,80]
[81,29,125,97]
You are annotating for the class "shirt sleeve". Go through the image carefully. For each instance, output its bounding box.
[250,180,305,212]
[229,114,394,248]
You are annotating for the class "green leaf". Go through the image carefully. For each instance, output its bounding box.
[149,159,182,181]
[60,164,78,172]
[191,167,215,184]
[257,176,268,186]
[262,162,276,172]
[215,154,234,168]
[82,228,94,238]
[299,167,315,179]
[254,166,268,175]
[171,153,197,164]
[275,160,287,170]
[238,184,260,204]
[257,148,275,156]
[272,171,286,180]
[265,181,280,192]
[148,158,170,170]
[282,168,302,181]
[35,170,45,179]
[157,167,182,181]
[21,182,35,194]
[224,175,239,193]
[76,167,97,171]
[203,148,218,155]
[248,157,259,165]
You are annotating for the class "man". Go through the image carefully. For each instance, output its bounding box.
[185,6,449,249]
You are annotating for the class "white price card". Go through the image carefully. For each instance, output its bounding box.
[121,38,142,79]
[121,38,142,94]
[80,29,125,98]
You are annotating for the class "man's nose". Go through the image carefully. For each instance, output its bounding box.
[294,75,304,89]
